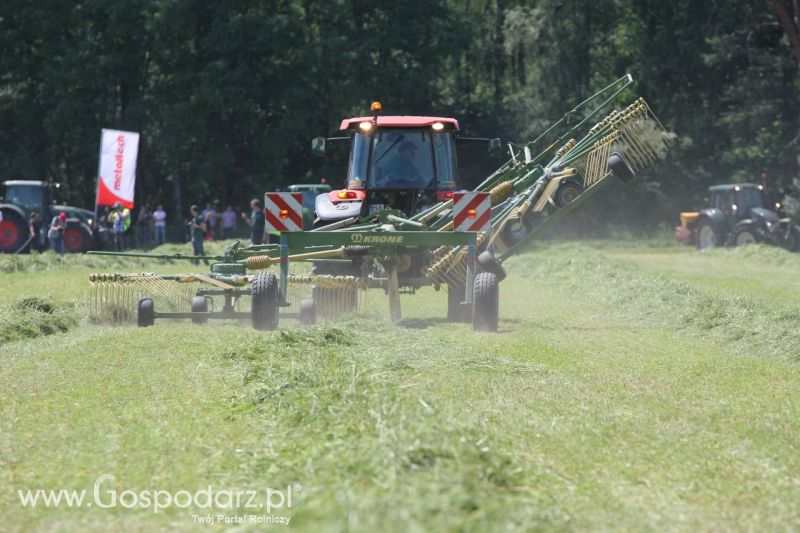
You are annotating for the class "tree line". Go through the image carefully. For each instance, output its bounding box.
[1,0,797,233]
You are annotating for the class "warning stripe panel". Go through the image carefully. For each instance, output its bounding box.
[264,192,304,231]
[452,192,491,232]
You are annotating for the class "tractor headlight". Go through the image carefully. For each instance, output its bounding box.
[731,204,738,211]
[431,122,444,131]
[359,121,373,132]
[775,202,781,209]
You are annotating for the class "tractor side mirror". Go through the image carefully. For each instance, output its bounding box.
[311,137,326,158]
[488,138,504,158]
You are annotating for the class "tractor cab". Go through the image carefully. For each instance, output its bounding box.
[3,181,56,222]
[312,102,495,226]
[708,183,766,221]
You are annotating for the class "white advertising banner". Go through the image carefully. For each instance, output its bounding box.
[95,129,139,208]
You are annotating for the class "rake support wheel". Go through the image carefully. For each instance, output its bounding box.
[251,272,279,330]
[137,298,155,328]
[191,296,209,324]
[472,272,499,333]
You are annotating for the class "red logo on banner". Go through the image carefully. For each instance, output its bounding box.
[264,192,304,232]
[452,192,491,232]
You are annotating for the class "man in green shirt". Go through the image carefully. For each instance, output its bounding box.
[189,205,208,265]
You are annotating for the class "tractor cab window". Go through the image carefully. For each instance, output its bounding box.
[433,132,457,189]
[369,129,435,189]
[712,191,733,212]
[5,185,44,216]
[346,134,370,188]
[735,188,762,212]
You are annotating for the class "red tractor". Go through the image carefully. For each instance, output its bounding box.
[311,102,501,226]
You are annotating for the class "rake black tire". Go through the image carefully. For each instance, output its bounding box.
[477,251,507,282]
[607,152,635,184]
[137,298,155,328]
[299,298,316,325]
[553,179,584,208]
[472,272,499,333]
[447,282,470,323]
[251,272,279,330]
[191,296,208,325]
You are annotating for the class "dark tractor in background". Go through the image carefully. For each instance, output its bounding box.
[675,183,799,251]
[0,180,99,253]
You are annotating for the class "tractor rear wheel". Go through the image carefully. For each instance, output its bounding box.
[251,272,279,330]
[553,179,584,208]
[0,212,27,253]
[447,282,469,323]
[137,298,155,327]
[730,223,760,247]
[472,272,499,333]
[696,219,719,250]
[299,298,316,325]
[191,296,208,324]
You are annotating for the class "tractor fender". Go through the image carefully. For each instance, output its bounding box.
[315,192,362,221]
[696,208,727,232]
[0,203,27,221]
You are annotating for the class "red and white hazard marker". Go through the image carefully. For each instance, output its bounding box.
[264,192,304,232]
[452,191,491,233]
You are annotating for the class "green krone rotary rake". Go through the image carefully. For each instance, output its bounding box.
[87,74,669,332]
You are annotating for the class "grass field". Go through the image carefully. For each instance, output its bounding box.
[1,240,799,531]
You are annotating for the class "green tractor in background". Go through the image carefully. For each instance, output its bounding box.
[675,183,799,250]
[0,180,100,253]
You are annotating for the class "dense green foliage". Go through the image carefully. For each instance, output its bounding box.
[0,0,797,231]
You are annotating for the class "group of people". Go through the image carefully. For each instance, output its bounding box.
[23,197,267,259]
[187,199,266,265]
[99,202,167,251]
[26,211,69,256]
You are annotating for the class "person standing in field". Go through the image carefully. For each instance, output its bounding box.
[136,205,152,249]
[152,204,167,245]
[241,199,265,245]
[190,204,208,266]
[107,202,131,251]
[47,212,67,256]
[29,212,42,252]
[202,202,217,240]
[221,205,237,239]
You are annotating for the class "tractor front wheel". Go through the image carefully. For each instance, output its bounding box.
[63,224,92,253]
[137,298,155,327]
[191,296,209,324]
[472,272,499,333]
[730,223,760,247]
[251,272,279,330]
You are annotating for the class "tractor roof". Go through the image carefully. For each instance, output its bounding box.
[287,183,331,191]
[708,183,761,192]
[340,116,459,130]
[3,180,48,187]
